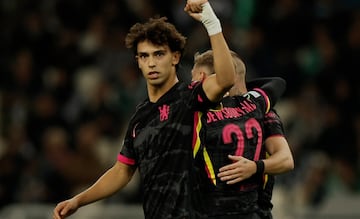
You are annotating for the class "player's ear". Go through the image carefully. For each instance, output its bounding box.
[200,72,207,81]
[172,51,181,65]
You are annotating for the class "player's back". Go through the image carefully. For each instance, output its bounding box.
[194,90,269,217]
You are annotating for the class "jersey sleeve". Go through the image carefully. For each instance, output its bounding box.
[184,80,219,111]
[246,77,286,108]
[245,88,272,115]
[263,109,285,139]
[118,124,137,166]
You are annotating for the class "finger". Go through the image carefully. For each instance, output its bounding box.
[53,212,62,219]
[187,12,202,21]
[219,162,239,172]
[192,5,202,12]
[187,0,208,6]
[184,3,200,13]
[184,4,190,12]
[218,168,238,176]
[54,206,62,219]
[226,177,243,184]
[219,172,242,181]
[227,155,243,161]
[60,206,69,217]
[186,0,203,11]
[219,171,245,184]
[218,167,242,178]
[218,169,232,177]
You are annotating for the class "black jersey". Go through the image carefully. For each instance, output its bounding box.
[257,109,286,219]
[118,81,215,219]
[194,88,272,217]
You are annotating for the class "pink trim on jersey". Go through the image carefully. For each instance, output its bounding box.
[117,154,135,165]
[253,88,271,113]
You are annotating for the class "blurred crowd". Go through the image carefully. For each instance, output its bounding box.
[1,0,360,215]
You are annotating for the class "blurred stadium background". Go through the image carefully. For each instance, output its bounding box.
[1,0,360,218]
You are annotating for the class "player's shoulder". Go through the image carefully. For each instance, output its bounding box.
[242,89,270,112]
[240,89,267,105]
[246,89,267,99]
[265,109,281,120]
[130,99,152,122]
[135,98,150,110]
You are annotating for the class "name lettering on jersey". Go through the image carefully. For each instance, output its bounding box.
[158,104,170,121]
[206,99,257,124]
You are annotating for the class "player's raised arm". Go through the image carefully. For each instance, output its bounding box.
[185,0,235,102]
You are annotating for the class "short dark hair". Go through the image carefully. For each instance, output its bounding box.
[125,17,187,57]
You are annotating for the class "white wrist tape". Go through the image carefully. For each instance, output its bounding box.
[200,2,222,36]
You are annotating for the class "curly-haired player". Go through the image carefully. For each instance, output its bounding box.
[53,1,236,218]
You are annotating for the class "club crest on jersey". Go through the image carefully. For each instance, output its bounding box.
[158,104,170,121]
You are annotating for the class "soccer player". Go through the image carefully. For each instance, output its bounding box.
[191,50,294,218]
[53,1,236,219]
[216,60,294,219]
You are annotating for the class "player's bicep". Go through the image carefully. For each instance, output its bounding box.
[265,136,288,155]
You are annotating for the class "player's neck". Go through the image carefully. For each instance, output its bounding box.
[229,85,247,96]
[147,77,179,102]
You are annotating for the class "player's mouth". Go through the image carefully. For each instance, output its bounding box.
[148,71,159,79]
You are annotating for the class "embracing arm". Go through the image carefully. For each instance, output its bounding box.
[217,138,294,184]
[262,110,294,174]
[247,77,287,108]
[263,136,294,174]
[53,161,136,219]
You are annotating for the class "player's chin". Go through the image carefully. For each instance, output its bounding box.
[147,77,165,86]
